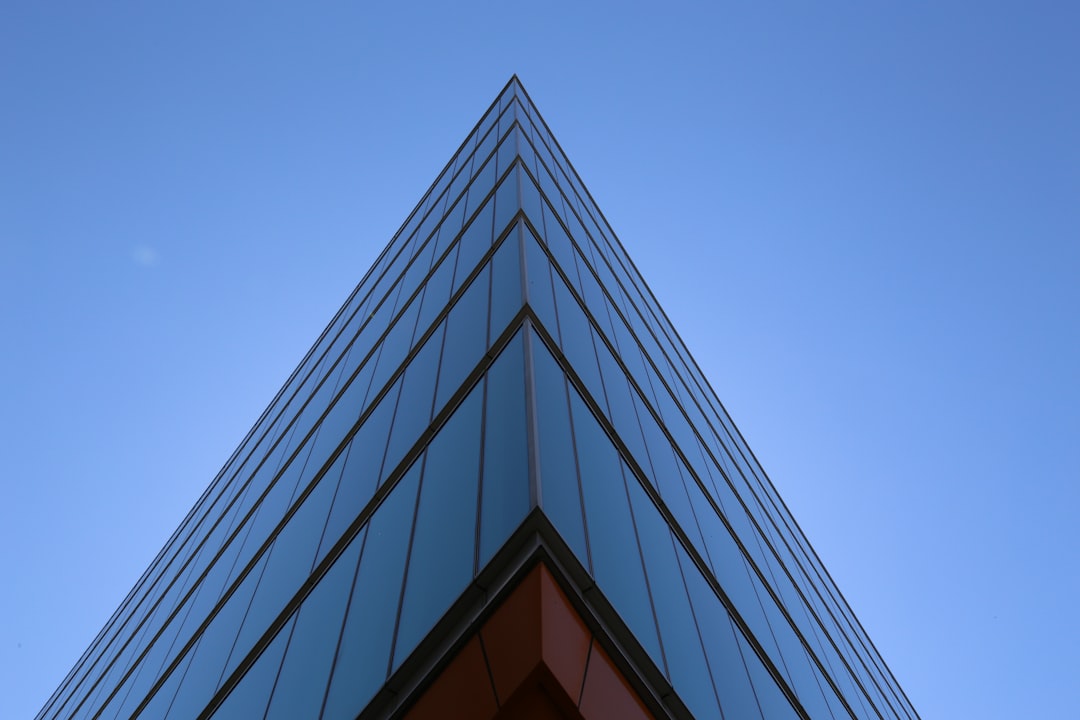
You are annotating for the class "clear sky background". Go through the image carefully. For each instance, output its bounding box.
[2,3,1077,718]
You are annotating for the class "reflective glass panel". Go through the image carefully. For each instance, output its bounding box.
[478,331,530,568]
[393,385,483,669]
[321,462,421,720]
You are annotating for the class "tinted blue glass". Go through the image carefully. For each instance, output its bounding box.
[572,252,614,341]
[740,632,802,720]
[593,342,651,474]
[221,466,335,683]
[540,201,582,292]
[466,154,498,219]
[492,164,520,238]
[321,462,421,720]
[135,548,234,699]
[474,124,499,175]
[298,388,365,514]
[679,554,764,720]
[434,265,489,412]
[517,132,541,182]
[635,406,709,554]
[310,444,351,567]
[380,328,442,485]
[756,591,836,719]
[96,560,201,718]
[393,386,483,669]
[536,157,567,223]
[446,159,474,212]
[568,391,663,669]
[147,550,271,719]
[206,615,295,720]
[523,233,558,336]
[317,381,397,559]
[478,331,529,568]
[496,126,519,176]
[531,335,589,567]
[263,532,363,720]
[627,477,720,717]
[413,242,458,337]
[521,169,545,234]
[130,635,194,719]
[488,226,524,341]
[551,277,603,401]
[399,248,436,317]
[366,297,421,398]
[453,196,494,292]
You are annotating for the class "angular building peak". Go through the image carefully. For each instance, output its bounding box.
[38,81,919,720]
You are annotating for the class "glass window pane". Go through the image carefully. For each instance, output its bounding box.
[380,328,442,486]
[221,464,336,683]
[366,297,421,398]
[478,330,529,568]
[680,555,764,720]
[207,615,295,720]
[523,232,558,338]
[159,552,265,717]
[453,197,494,294]
[465,156,497,221]
[521,168,545,233]
[317,378,398,560]
[740,631,802,720]
[488,224,524,342]
[496,126,519,177]
[627,477,720,718]
[321,461,421,720]
[414,243,458,339]
[264,532,363,720]
[568,390,663,669]
[531,334,589,568]
[551,276,603,402]
[492,164,520,239]
[392,385,483,669]
[434,265,490,412]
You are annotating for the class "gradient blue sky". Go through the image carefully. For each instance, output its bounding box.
[3,3,1077,718]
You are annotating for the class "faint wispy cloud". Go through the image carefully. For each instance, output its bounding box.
[132,245,160,267]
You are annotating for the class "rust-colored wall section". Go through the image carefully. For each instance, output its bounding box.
[480,566,542,702]
[578,640,653,720]
[537,565,591,700]
[401,635,498,720]
[402,562,655,720]
[496,681,585,720]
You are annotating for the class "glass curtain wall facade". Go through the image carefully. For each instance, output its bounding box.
[37,77,919,720]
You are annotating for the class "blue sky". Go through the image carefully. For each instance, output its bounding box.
[2,3,1077,718]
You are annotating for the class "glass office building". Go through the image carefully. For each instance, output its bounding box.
[37,78,919,720]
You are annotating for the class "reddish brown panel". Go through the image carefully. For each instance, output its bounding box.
[480,566,543,702]
[537,564,592,700]
[494,681,579,720]
[578,640,653,720]
[403,635,499,720]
